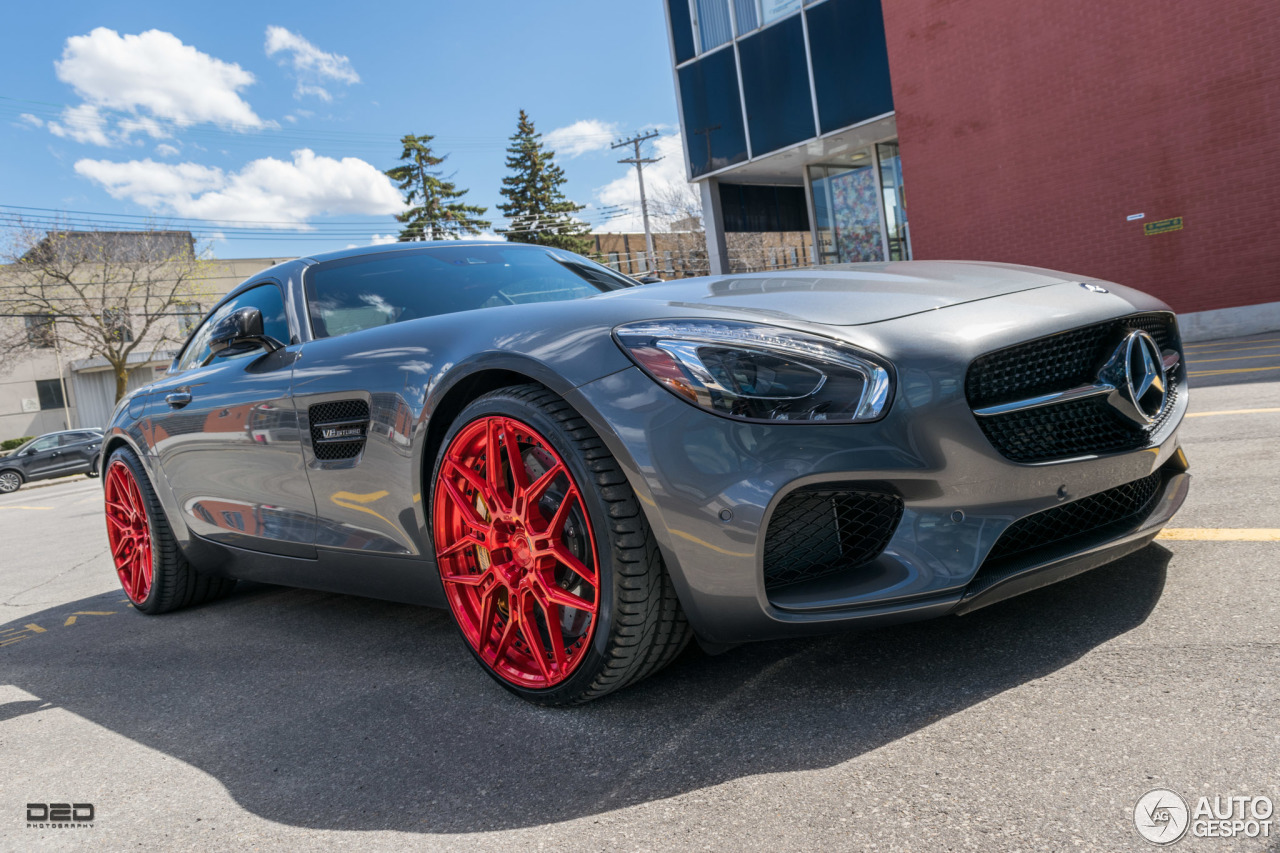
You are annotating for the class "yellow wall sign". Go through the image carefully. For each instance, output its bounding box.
[1144,217,1183,236]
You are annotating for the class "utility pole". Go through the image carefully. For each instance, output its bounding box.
[612,130,661,275]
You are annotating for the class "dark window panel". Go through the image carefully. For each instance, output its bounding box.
[667,0,696,64]
[695,0,733,51]
[678,50,750,178]
[808,0,894,135]
[36,378,65,410]
[738,14,814,157]
[718,184,811,232]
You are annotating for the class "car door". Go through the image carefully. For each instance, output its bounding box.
[145,281,318,557]
[57,431,101,474]
[18,435,63,480]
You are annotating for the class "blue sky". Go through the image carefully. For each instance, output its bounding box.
[1,0,690,258]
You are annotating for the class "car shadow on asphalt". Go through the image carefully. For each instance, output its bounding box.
[0,544,1170,833]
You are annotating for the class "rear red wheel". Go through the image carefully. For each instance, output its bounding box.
[433,415,600,689]
[430,385,692,705]
[105,459,154,604]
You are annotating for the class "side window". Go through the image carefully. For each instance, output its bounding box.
[59,433,91,446]
[31,436,60,452]
[176,283,288,372]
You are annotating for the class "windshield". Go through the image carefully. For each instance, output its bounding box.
[305,244,634,340]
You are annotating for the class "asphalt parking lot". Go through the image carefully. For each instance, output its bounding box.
[2,333,1278,852]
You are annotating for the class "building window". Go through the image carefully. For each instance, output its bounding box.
[809,154,885,264]
[664,251,675,274]
[678,48,750,177]
[36,378,65,410]
[878,141,911,261]
[102,308,133,343]
[607,252,620,270]
[761,0,802,24]
[24,313,55,348]
[734,0,759,33]
[667,0,697,63]
[174,301,203,336]
[739,14,815,157]
[694,0,733,52]
[807,0,894,134]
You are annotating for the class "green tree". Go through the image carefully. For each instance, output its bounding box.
[385,134,490,241]
[496,111,592,253]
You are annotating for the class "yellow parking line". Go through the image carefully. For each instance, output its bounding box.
[0,506,54,510]
[1186,408,1280,418]
[1185,337,1280,348]
[1186,354,1280,364]
[1157,528,1280,541]
[1188,365,1280,377]
[1183,344,1280,356]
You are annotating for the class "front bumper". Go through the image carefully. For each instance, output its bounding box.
[567,363,1189,645]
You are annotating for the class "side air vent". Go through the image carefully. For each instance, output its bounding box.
[309,400,370,461]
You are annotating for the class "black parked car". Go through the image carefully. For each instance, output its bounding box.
[0,429,104,493]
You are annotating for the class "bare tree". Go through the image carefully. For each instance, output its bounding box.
[0,225,211,403]
[651,183,707,277]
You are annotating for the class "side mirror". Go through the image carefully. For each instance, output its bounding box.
[206,307,283,362]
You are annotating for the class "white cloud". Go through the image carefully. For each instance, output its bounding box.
[370,233,397,245]
[74,149,404,227]
[265,26,359,101]
[154,143,180,157]
[544,119,620,158]
[593,132,695,233]
[49,28,266,146]
[19,113,44,128]
[48,103,114,146]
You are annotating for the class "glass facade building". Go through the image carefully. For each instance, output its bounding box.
[665,0,908,271]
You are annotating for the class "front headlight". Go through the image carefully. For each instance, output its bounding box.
[614,320,893,423]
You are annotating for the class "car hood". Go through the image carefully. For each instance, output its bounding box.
[594,260,1078,326]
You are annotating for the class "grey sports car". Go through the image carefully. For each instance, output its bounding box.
[101,243,1189,704]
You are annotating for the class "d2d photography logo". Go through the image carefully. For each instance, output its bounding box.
[25,803,95,829]
[1134,789,1275,845]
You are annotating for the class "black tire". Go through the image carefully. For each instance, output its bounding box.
[106,446,237,614]
[86,454,100,478]
[430,384,692,705]
[0,469,22,494]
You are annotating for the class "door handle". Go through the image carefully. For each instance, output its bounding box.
[166,391,193,409]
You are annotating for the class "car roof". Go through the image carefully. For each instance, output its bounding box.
[302,240,517,265]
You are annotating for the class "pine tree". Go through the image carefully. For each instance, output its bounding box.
[385,134,490,241]
[496,111,592,253]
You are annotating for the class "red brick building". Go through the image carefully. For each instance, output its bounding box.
[665,0,1279,339]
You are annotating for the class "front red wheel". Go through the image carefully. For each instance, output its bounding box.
[105,460,154,604]
[430,385,692,705]
[103,447,237,614]
[433,415,600,689]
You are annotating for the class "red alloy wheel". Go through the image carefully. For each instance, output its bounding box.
[104,460,154,604]
[432,415,600,689]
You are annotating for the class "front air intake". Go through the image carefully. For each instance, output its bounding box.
[309,400,370,461]
[763,488,903,591]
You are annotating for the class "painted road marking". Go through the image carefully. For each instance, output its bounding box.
[1158,529,1280,541]
[1188,365,1280,377]
[1185,337,1280,349]
[1182,344,1280,356]
[1186,408,1280,418]
[0,506,54,510]
[63,611,115,626]
[1186,353,1280,364]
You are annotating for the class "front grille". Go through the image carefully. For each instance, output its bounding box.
[978,382,1179,463]
[763,488,903,591]
[984,468,1165,569]
[966,312,1176,409]
[309,399,370,461]
[966,312,1181,463]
